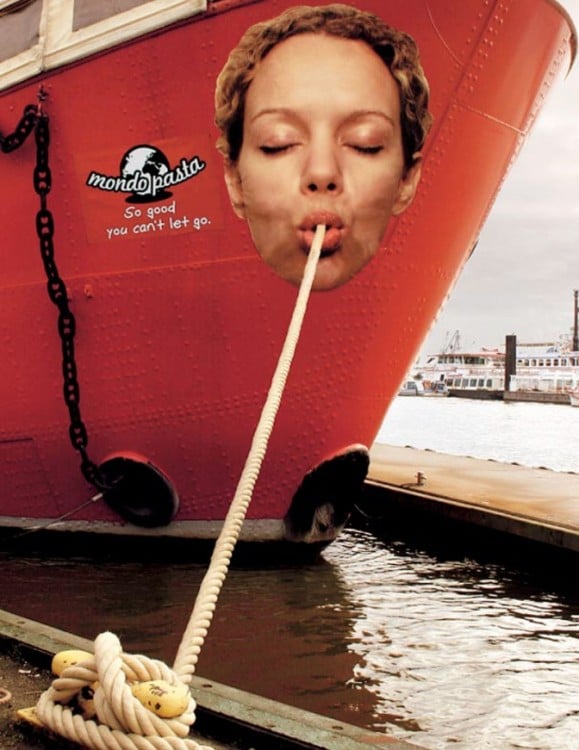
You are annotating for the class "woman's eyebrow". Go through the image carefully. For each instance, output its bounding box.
[249,108,300,124]
[342,110,397,127]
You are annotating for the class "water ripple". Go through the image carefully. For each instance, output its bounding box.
[2,525,578,749]
[325,529,579,749]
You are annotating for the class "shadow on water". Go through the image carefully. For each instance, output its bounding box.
[0,542,387,731]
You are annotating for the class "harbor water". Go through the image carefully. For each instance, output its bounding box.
[2,398,579,750]
[376,396,579,474]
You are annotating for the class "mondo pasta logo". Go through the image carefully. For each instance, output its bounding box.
[86,144,206,203]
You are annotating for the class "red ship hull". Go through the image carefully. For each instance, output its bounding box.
[0,0,575,550]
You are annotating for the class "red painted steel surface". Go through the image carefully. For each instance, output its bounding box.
[0,0,574,542]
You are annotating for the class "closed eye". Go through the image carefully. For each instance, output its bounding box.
[260,144,295,155]
[350,144,384,155]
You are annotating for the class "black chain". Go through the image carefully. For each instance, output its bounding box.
[0,103,37,153]
[1,98,106,491]
[32,111,108,491]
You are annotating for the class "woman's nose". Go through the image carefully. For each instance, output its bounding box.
[301,141,342,194]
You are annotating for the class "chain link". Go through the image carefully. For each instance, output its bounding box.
[2,100,106,491]
[0,103,37,153]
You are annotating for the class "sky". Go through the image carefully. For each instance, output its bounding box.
[420,0,579,356]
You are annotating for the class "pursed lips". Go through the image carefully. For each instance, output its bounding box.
[298,211,345,256]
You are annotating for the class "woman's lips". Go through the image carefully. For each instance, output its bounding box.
[298,212,344,255]
[299,227,342,254]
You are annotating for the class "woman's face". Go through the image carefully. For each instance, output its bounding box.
[225,33,422,291]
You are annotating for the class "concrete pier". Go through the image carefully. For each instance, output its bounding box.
[503,390,570,404]
[366,444,579,553]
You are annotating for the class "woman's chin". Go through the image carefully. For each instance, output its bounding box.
[311,256,349,291]
[261,251,353,291]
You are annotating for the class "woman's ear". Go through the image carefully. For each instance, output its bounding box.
[224,160,246,219]
[392,153,423,216]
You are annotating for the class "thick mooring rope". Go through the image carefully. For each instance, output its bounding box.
[34,225,326,749]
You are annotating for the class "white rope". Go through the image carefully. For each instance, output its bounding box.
[173,223,325,682]
[34,225,326,750]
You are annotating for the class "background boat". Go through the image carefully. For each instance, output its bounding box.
[412,328,579,402]
[398,380,426,397]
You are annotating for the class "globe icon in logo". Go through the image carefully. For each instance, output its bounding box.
[120,145,172,203]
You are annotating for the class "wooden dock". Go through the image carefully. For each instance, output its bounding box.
[0,609,422,750]
[365,444,579,554]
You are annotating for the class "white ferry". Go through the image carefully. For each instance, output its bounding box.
[414,332,579,401]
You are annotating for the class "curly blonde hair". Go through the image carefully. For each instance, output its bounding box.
[215,3,432,170]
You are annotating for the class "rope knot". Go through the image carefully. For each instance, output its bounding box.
[35,633,212,749]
